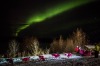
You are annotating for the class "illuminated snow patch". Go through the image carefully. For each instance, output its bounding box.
[29,56,39,60]
[67,54,82,59]
[13,58,22,63]
[0,58,7,64]
[59,54,82,59]
[42,54,52,59]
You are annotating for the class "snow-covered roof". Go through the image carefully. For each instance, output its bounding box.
[85,45,95,49]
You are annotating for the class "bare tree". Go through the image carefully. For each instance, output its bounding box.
[50,35,65,53]
[32,38,42,55]
[8,40,19,57]
[64,38,74,52]
[23,37,40,55]
[50,39,59,53]
[50,28,88,53]
[44,48,50,54]
[23,37,50,56]
[72,28,89,48]
[58,35,64,53]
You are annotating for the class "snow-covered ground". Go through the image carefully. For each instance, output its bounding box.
[0,53,82,65]
[0,53,100,66]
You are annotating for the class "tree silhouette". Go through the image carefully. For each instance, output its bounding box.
[50,28,89,53]
[23,37,49,56]
[72,28,89,48]
[8,40,19,57]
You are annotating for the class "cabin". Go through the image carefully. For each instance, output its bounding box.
[84,45,95,50]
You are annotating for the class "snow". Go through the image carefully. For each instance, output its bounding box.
[0,53,83,65]
[0,53,100,66]
[85,45,95,49]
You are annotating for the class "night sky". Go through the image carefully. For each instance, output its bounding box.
[1,0,100,53]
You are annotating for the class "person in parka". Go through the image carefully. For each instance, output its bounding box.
[94,44,100,58]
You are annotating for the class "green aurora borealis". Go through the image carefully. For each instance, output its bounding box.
[16,0,94,36]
